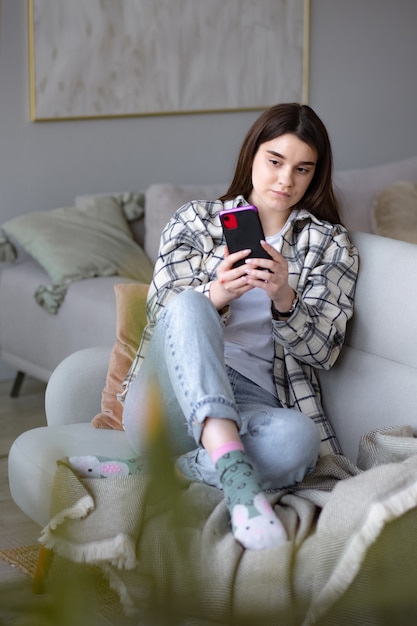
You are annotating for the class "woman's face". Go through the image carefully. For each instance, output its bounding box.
[249,133,317,232]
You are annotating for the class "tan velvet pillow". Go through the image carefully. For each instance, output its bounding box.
[373,181,417,244]
[92,282,149,430]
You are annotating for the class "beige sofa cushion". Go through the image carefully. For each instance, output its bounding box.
[373,181,417,244]
[144,183,227,263]
[92,283,149,430]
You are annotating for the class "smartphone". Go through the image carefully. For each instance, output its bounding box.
[219,205,272,268]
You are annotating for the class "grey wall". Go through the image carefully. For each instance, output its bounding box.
[1,0,417,225]
[309,0,417,168]
[0,0,417,380]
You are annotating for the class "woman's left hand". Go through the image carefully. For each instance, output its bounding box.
[244,240,296,311]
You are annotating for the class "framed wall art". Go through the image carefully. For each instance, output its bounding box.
[28,0,310,121]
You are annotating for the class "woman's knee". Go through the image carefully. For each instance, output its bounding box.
[164,289,217,323]
[242,408,321,489]
[162,290,224,352]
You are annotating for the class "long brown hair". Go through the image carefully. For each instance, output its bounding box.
[220,103,342,225]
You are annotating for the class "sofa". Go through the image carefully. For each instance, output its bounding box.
[1,155,417,397]
[7,157,417,621]
[7,228,417,623]
[7,224,417,521]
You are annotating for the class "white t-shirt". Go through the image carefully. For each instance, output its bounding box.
[223,229,284,396]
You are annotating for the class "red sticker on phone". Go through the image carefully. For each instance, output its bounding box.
[221,213,238,229]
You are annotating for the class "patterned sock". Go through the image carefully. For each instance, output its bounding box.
[213,444,287,550]
[68,455,142,478]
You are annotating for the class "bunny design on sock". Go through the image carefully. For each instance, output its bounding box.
[231,492,287,550]
[68,455,132,478]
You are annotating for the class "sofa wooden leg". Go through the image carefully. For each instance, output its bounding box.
[32,545,54,594]
[10,371,25,398]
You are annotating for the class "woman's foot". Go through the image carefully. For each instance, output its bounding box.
[214,446,287,550]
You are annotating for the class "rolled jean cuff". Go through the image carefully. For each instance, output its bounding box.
[191,396,240,444]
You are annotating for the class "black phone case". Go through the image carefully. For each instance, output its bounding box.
[220,207,271,267]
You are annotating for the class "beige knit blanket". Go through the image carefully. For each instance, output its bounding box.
[40,425,417,625]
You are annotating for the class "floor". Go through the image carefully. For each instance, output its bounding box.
[0,375,47,586]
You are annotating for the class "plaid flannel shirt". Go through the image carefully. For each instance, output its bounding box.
[120,195,359,456]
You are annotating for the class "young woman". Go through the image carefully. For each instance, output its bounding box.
[122,103,359,551]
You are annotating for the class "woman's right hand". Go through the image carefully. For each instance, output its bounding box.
[209,248,254,310]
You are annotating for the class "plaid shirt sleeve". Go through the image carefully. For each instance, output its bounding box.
[275,215,359,369]
[145,200,226,325]
[271,212,360,455]
[119,199,228,400]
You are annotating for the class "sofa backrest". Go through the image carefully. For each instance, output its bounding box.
[143,183,227,264]
[143,155,417,263]
[333,155,417,234]
[319,231,417,461]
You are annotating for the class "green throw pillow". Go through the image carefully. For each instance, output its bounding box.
[1,196,154,314]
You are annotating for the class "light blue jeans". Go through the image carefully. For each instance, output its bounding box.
[122,290,320,490]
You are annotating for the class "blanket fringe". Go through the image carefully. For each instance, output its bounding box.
[39,492,138,570]
[101,563,138,616]
[40,495,94,535]
[303,469,417,625]
[39,532,137,570]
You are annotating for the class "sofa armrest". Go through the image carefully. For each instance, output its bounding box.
[45,346,112,426]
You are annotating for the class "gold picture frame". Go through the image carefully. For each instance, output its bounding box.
[28,0,310,122]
